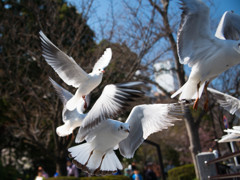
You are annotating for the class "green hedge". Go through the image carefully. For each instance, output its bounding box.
[168,164,196,180]
[47,175,130,180]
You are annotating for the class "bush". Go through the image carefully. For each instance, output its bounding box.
[168,164,196,180]
[47,175,130,180]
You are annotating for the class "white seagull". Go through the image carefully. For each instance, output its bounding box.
[171,0,240,109]
[39,31,112,111]
[49,79,142,138]
[69,102,185,175]
[207,87,240,118]
[49,78,88,137]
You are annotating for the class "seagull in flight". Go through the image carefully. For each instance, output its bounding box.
[49,78,143,138]
[39,31,112,111]
[171,0,240,109]
[69,102,186,175]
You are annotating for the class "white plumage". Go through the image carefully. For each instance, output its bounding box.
[49,79,142,141]
[171,0,240,108]
[49,78,87,137]
[39,31,112,111]
[118,103,184,159]
[207,87,240,118]
[70,102,185,175]
[69,119,129,175]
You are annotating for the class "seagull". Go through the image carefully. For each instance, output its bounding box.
[49,78,88,137]
[219,126,240,143]
[69,102,185,175]
[171,0,240,109]
[69,119,130,175]
[49,78,143,137]
[207,87,240,118]
[39,31,112,111]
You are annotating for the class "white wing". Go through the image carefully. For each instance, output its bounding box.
[75,82,143,142]
[92,48,112,73]
[208,87,240,118]
[49,77,86,123]
[40,31,89,88]
[49,77,73,104]
[177,0,216,67]
[215,11,240,40]
[119,103,184,158]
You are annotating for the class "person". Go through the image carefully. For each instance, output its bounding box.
[124,166,132,178]
[144,162,157,180]
[36,166,48,179]
[132,169,143,180]
[66,160,79,177]
[35,170,43,180]
[54,170,59,177]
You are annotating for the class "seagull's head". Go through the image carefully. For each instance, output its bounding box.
[118,123,130,136]
[94,68,105,75]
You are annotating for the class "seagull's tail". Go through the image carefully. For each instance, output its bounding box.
[56,121,73,137]
[68,143,123,175]
[171,79,205,100]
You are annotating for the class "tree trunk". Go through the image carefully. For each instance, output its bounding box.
[184,108,201,179]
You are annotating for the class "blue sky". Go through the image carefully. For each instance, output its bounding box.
[67,0,240,40]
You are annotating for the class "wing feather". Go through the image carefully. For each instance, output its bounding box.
[39,31,89,87]
[208,87,240,118]
[177,0,213,66]
[75,82,143,142]
[92,48,112,72]
[215,11,240,40]
[119,103,185,158]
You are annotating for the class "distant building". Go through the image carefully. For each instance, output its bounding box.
[154,60,179,94]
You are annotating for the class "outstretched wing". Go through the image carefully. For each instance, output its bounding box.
[49,77,73,104]
[40,31,89,88]
[215,11,240,40]
[119,103,184,158]
[92,48,112,72]
[75,82,143,142]
[208,87,240,118]
[177,0,215,67]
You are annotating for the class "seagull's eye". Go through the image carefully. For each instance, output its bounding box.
[98,69,101,71]
[120,126,123,129]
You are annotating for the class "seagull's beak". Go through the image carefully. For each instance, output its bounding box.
[125,129,130,133]
[101,70,105,73]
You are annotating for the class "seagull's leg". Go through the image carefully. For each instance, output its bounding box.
[204,81,210,111]
[193,82,201,110]
[82,95,87,109]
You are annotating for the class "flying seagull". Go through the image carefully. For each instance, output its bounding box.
[49,78,88,137]
[207,87,240,118]
[69,102,185,175]
[49,78,143,137]
[171,0,240,109]
[39,31,112,111]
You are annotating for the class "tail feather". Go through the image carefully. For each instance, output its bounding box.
[172,79,205,100]
[56,121,73,137]
[68,143,122,175]
[69,143,93,164]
